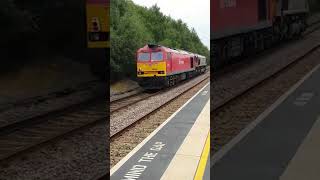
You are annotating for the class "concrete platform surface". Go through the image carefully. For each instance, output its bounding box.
[111,83,210,180]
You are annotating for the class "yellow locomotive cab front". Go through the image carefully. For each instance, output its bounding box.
[137,51,167,77]
[137,62,167,77]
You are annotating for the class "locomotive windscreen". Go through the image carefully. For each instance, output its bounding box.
[138,53,150,61]
[151,52,163,61]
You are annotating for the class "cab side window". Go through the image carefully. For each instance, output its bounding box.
[167,53,171,60]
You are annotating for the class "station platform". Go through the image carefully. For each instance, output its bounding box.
[110,83,210,180]
[212,64,320,180]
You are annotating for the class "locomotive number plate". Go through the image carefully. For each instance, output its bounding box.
[220,0,236,8]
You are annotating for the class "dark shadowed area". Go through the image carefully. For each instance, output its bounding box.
[0,0,107,101]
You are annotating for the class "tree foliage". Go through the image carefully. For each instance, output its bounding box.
[110,0,210,81]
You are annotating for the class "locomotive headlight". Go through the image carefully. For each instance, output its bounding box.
[138,68,144,75]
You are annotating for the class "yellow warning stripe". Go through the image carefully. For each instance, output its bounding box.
[194,132,210,180]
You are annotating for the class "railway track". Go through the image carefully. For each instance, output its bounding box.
[110,71,210,139]
[211,21,320,155]
[0,79,107,162]
[212,47,320,157]
[110,66,210,107]
[108,71,209,175]
[0,79,102,112]
[0,81,105,126]
[110,84,193,114]
[110,67,210,114]
[305,19,320,35]
[0,97,106,162]
[213,45,320,113]
[214,18,320,78]
[110,92,155,113]
[110,87,143,103]
[212,19,320,112]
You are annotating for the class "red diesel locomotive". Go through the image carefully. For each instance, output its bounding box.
[212,0,309,69]
[137,44,207,89]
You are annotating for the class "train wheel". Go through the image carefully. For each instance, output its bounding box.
[257,32,265,51]
[165,78,170,87]
[169,76,174,86]
[174,75,178,85]
[212,41,225,70]
[272,22,281,43]
[296,20,304,37]
[281,22,289,40]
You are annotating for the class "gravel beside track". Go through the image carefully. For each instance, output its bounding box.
[110,88,143,103]
[307,13,320,25]
[110,92,154,113]
[110,72,210,137]
[110,78,209,168]
[0,100,106,161]
[0,81,107,179]
[212,29,320,111]
[0,119,107,180]
[212,44,320,154]
[0,81,105,129]
[305,21,320,35]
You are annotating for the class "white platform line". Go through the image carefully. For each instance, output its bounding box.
[110,82,210,175]
[211,63,320,167]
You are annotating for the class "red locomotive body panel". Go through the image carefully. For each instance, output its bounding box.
[212,0,258,32]
[212,0,273,39]
[169,50,193,75]
[212,0,309,69]
[137,44,206,89]
[137,45,194,76]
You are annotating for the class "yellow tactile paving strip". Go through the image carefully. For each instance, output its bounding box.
[194,133,210,180]
[160,100,210,180]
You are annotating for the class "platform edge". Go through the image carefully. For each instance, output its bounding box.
[110,82,210,175]
[211,62,320,167]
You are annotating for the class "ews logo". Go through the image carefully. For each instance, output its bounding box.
[220,0,236,8]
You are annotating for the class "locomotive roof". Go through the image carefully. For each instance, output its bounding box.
[139,44,205,57]
[194,54,206,58]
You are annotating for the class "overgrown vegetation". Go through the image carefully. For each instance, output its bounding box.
[110,0,210,81]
